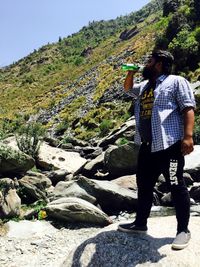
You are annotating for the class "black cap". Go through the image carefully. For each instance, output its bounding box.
[152,50,174,64]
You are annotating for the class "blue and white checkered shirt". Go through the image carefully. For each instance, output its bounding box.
[127,74,196,152]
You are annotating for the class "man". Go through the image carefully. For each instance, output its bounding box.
[118,50,196,250]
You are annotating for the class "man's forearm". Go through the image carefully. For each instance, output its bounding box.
[183,107,195,138]
[124,71,135,92]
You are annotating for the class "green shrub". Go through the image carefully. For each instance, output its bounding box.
[169,29,198,52]
[194,115,200,145]
[99,119,113,137]
[55,120,68,135]
[16,122,45,158]
[60,135,73,144]
[116,137,129,146]
[0,144,27,164]
[0,119,16,138]
[168,28,199,71]
[0,114,29,137]
[0,129,7,140]
[194,27,200,43]
[21,74,35,85]
[74,56,84,66]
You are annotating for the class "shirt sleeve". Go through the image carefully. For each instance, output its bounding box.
[125,81,146,99]
[175,76,196,111]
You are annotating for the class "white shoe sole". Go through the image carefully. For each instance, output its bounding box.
[171,242,189,250]
[117,225,147,234]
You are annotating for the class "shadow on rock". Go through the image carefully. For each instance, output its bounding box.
[61,230,174,267]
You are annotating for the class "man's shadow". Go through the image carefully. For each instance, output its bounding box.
[62,230,174,267]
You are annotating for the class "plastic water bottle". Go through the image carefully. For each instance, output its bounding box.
[121,63,140,71]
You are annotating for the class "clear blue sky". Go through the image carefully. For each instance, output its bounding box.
[0,0,150,67]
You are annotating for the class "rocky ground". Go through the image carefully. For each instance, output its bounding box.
[0,220,101,267]
[0,115,200,267]
[0,213,200,267]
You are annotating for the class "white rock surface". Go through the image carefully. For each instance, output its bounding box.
[6,220,57,239]
[184,145,200,172]
[37,142,87,173]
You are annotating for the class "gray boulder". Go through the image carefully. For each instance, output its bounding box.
[119,26,139,40]
[51,180,97,204]
[183,172,194,186]
[45,197,112,226]
[36,142,87,173]
[18,172,52,203]
[51,176,137,213]
[184,145,200,181]
[112,174,137,191]
[104,142,139,177]
[0,189,21,218]
[0,179,21,218]
[46,169,71,186]
[98,118,135,148]
[0,143,35,175]
[190,184,200,202]
[81,153,105,177]
[161,192,173,206]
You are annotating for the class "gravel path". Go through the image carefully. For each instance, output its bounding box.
[1,208,200,267]
[0,220,102,267]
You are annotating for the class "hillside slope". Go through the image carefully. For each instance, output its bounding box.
[0,0,199,141]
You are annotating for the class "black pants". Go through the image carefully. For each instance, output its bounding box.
[135,141,190,233]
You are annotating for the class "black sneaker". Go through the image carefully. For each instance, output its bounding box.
[118,222,147,234]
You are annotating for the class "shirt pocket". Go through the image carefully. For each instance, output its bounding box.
[154,87,175,109]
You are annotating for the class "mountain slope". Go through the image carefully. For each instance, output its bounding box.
[0,0,199,141]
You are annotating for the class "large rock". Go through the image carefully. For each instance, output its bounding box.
[6,220,57,239]
[81,153,105,177]
[190,184,200,202]
[191,81,200,93]
[112,174,137,191]
[104,142,139,177]
[47,169,71,186]
[62,216,200,267]
[45,197,111,226]
[119,26,139,40]
[0,187,21,218]
[36,142,87,173]
[98,118,136,148]
[51,176,137,213]
[184,145,200,181]
[18,172,52,203]
[0,142,35,175]
[51,180,97,204]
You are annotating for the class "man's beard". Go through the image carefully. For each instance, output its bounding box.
[142,66,155,80]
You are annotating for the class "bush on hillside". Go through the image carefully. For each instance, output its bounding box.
[99,119,113,137]
[16,122,45,158]
[0,114,30,139]
[168,28,199,71]
[194,115,200,145]
[163,0,180,17]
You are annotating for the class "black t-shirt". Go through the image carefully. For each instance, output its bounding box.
[139,83,155,142]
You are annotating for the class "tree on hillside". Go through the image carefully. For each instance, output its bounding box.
[163,0,180,17]
[165,12,188,41]
[155,0,200,74]
[193,0,200,23]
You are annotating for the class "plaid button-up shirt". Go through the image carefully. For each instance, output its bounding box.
[127,74,196,152]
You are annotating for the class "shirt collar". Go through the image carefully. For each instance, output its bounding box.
[156,74,168,83]
[140,74,168,95]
